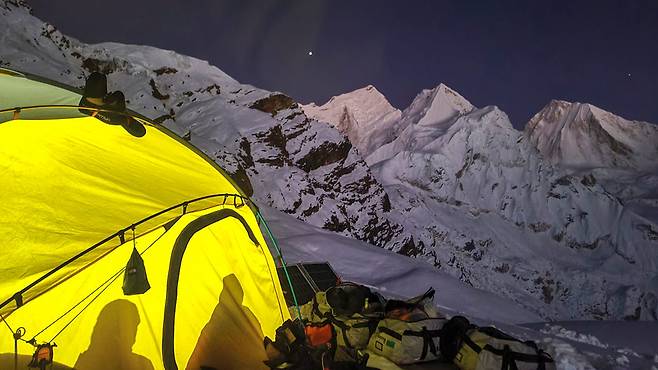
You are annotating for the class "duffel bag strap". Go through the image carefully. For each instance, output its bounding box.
[377,326,402,341]
[402,326,442,360]
[332,319,353,348]
[439,316,472,361]
[482,343,553,370]
[332,318,373,348]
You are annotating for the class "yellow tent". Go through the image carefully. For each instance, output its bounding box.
[0,68,291,369]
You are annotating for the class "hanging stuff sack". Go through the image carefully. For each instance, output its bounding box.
[441,316,556,370]
[122,245,150,295]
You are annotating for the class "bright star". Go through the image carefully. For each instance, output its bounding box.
[308,51,313,56]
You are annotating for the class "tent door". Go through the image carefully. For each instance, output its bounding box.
[161,208,261,370]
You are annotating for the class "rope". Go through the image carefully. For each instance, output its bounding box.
[256,211,303,321]
[1,313,14,334]
[30,269,123,342]
[31,228,167,343]
[49,270,121,343]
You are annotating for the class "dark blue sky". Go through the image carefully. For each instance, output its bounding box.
[30,0,658,128]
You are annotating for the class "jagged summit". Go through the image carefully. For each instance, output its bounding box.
[399,83,475,129]
[302,84,401,156]
[303,84,398,127]
[525,99,658,171]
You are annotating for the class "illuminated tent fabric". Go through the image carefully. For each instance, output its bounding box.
[0,68,289,369]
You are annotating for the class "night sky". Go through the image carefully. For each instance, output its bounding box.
[29,0,658,128]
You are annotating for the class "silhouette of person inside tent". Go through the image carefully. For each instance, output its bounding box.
[74,299,154,370]
[186,274,268,370]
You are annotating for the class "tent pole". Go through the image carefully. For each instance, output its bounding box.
[256,211,303,321]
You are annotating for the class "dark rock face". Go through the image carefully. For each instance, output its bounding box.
[149,79,170,100]
[154,67,178,75]
[250,94,297,116]
[637,224,658,241]
[239,108,405,248]
[81,57,118,74]
[227,165,254,197]
[296,140,352,172]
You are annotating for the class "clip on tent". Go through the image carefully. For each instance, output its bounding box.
[0,67,301,370]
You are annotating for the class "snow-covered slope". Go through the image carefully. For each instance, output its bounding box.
[525,100,658,227]
[313,83,658,321]
[302,85,401,156]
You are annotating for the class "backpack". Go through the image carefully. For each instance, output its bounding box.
[264,319,375,370]
[367,317,446,365]
[299,291,332,322]
[299,283,384,350]
[441,317,555,370]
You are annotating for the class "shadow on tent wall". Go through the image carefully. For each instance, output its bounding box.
[74,299,154,370]
[186,274,268,370]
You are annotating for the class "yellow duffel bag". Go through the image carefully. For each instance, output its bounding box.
[332,313,381,349]
[367,317,446,365]
[453,326,555,370]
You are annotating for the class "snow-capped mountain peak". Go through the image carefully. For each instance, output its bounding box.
[525,99,658,171]
[302,85,401,156]
[303,84,398,129]
[414,83,475,126]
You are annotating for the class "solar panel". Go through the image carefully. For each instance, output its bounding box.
[299,263,340,292]
[276,265,315,306]
[277,262,342,308]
